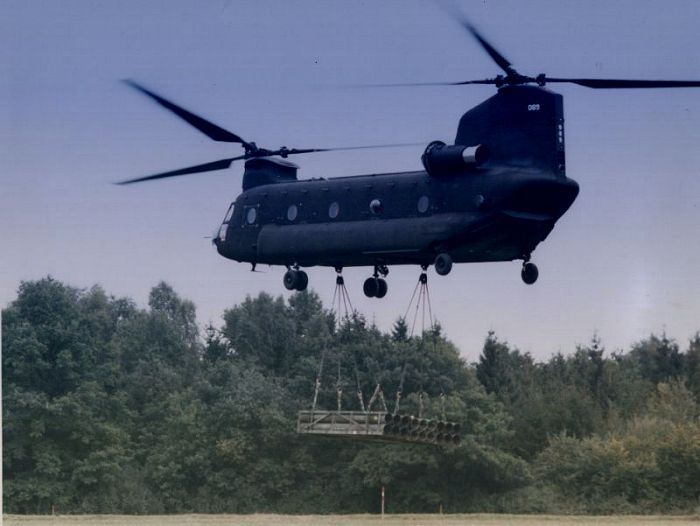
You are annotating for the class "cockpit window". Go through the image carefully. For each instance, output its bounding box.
[223,203,235,223]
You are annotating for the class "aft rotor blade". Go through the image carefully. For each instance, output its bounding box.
[545,77,700,89]
[346,79,496,88]
[438,3,515,76]
[123,80,250,145]
[463,23,515,75]
[116,156,246,185]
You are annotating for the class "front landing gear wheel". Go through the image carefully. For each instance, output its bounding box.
[376,278,388,298]
[284,269,309,291]
[521,262,539,285]
[434,253,453,276]
[295,271,308,291]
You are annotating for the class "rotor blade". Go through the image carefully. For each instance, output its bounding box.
[279,142,425,156]
[115,156,246,185]
[123,80,249,145]
[545,77,700,89]
[438,2,515,75]
[345,79,497,88]
[464,23,514,75]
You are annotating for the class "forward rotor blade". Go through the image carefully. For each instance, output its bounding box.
[545,77,700,89]
[281,142,425,156]
[116,156,246,185]
[123,80,249,145]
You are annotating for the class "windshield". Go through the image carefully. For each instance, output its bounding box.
[223,203,235,223]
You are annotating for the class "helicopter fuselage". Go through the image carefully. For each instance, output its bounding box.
[214,163,579,269]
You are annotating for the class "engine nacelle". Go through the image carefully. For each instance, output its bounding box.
[421,141,489,177]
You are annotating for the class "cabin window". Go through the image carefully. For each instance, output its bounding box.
[287,204,298,222]
[245,206,257,225]
[328,201,340,219]
[417,195,429,213]
[223,203,235,223]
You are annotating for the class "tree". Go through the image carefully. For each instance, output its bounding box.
[391,317,409,342]
[476,332,535,405]
[148,281,198,345]
[629,333,683,384]
[3,279,136,513]
[685,333,700,400]
[221,292,296,374]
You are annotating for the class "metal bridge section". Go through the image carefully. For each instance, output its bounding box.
[297,410,461,446]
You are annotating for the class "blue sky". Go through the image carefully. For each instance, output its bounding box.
[2,0,699,360]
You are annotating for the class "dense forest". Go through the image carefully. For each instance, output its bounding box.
[3,277,700,514]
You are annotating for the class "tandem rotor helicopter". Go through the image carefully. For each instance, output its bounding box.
[119,11,700,300]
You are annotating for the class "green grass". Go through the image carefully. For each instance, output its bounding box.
[4,515,700,526]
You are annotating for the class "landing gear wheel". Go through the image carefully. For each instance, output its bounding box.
[434,253,453,276]
[283,270,298,290]
[363,277,379,298]
[283,269,309,291]
[376,278,388,298]
[295,271,308,291]
[521,262,539,285]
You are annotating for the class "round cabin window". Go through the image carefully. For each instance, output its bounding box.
[369,199,383,215]
[328,201,340,219]
[246,207,257,224]
[287,204,298,221]
[417,195,429,213]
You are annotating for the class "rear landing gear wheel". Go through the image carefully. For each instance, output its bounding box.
[283,269,309,291]
[434,253,453,276]
[363,277,379,298]
[521,262,539,285]
[283,270,297,290]
[364,266,389,299]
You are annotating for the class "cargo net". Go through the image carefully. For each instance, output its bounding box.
[297,271,461,446]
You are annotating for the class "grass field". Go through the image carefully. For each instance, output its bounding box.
[4,515,700,526]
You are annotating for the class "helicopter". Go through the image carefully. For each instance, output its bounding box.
[118,14,700,299]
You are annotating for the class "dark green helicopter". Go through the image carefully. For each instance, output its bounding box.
[119,16,700,299]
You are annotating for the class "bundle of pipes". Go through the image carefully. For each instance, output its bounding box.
[380,413,461,445]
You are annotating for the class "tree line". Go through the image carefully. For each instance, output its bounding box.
[3,277,699,514]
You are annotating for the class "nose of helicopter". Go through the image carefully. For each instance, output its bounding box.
[502,175,579,221]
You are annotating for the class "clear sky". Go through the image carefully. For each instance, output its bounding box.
[2,0,699,361]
